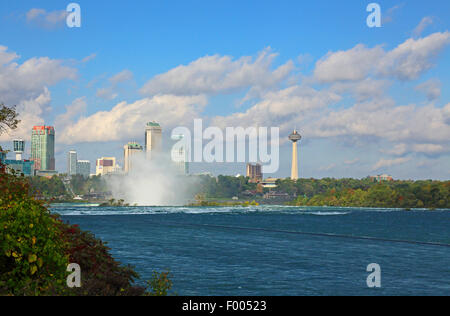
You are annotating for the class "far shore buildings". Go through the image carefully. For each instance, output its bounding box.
[246,163,262,183]
[260,177,278,189]
[0,139,34,176]
[145,121,162,160]
[31,126,55,172]
[77,160,91,178]
[67,150,78,176]
[67,150,92,178]
[370,174,394,182]
[123,142,144,173]
[96,157,119,176]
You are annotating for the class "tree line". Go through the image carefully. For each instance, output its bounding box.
[280,178,450,209]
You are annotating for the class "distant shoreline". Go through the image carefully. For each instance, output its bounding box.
[49,202,450,212]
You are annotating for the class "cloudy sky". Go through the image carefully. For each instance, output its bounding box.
[0,0,449,179]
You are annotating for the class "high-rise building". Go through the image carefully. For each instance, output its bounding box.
[76,160,91,178]
[288,130,302,180]
[246,163,262,183]
[123,142,143,173]
[5,139,34,176]
[4,159,35,177]
[67,150,78,176]
[96,157,118,176]
[31,126,55,171]
[13,139,25,160]
[145,121,162,160]
[171,134,189,175]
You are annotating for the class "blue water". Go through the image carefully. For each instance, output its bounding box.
[51,205,450,296]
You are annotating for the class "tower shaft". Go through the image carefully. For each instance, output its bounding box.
[291,141,299,180]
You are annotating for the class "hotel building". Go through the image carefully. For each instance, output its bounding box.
[96,157,118,176]
[123,142,144,173]
[31,126,55,171]
[145,121,162,160]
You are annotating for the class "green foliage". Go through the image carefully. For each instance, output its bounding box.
[0,103,20,134]
[61,224,145,296]
[196,175,257,199]
[0,173,69,295]
[28,176,70,200]
[70,174,108,196]
[289,179,450,209]
[145,270,173,296]
[0,172,171,296]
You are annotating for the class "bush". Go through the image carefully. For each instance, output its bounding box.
[1,172,172,296]
[0,173,68,295]
[145,270,173,296]
[61,224,145,296]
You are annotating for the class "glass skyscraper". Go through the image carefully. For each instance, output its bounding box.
[31,126,55,171]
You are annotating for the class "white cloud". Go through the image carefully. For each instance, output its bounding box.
[211,85,342,135]
[319,163,337,171]
[55,97,87,130]
[382,4,404,24]
[0,46,77,141]
[81,53,97,63]
[413,16,434,37]
[0,46,19,66]
[96,87,118,100]
[314,44,384,83]
[109,69,133,84]
[58,94,208,144]
[381,143,409,156]
[26,8,67,29]
[344,158,360,165]
[330,78,391,102]
[415,79,441,101]
[314,32,450,83]
[378,32,450,80]
[372,157,411,171]
[382,142,448,156]
[0,88,51,142]
[411,143,446,155]
[140,48,294,96]
[96,70,134,100]
[0,48,77,105]
[308,101,450,157]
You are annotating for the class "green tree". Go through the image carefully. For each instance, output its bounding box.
[0,103,20,135]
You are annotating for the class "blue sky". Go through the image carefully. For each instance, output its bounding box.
[0,0,449,179]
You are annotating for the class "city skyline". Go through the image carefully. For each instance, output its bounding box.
[0,1,449,180]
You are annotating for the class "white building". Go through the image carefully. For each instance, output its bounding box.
[96,157,118,176]
[67,150,78,176]
[123,142,144,173]
[145,121,162,160]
